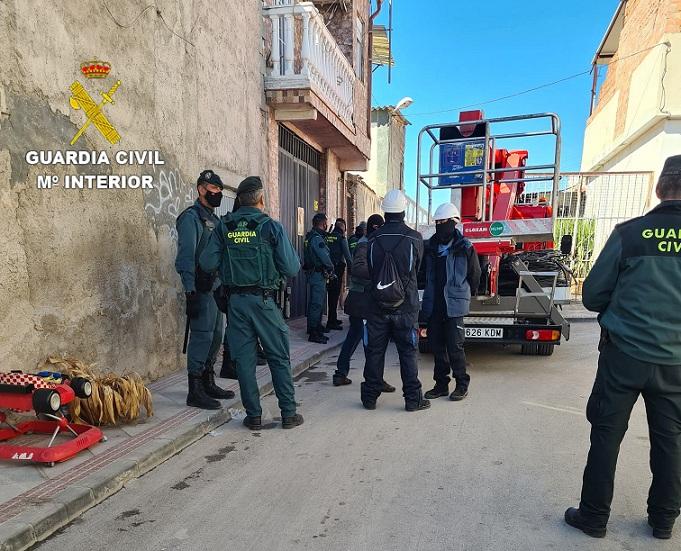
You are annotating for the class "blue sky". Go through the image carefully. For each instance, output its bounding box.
[371,0,618,202]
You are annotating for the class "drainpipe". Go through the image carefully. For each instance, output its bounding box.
[367,0,384,137]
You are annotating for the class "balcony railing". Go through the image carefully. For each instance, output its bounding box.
[264,0,355,126]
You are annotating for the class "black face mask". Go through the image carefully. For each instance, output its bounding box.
[435,220,456,243]
[205,190,223,208]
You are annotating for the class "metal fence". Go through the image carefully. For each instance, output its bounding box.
[518,172,655,296]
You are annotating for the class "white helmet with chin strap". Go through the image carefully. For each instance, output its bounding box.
[433,202,461,222]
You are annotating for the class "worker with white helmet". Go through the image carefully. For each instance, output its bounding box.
[360,189,429,412]
[419,202,481,401]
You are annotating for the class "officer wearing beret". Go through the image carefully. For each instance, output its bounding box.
[200,176,304,430]
[175,170,235,410]
[304,213,334,344]
[565,155,681,540]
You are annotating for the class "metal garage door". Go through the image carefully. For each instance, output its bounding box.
[278,125,320,319]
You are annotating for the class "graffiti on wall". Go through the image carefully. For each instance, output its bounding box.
[144,164,195,241]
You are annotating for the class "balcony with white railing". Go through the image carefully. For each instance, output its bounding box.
[263,0,355,128]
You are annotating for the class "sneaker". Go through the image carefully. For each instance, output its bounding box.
[424,386,449,399]
[564,507,606,538]
[333,375,352,386]
[282,413,304,429]
[381,380,396,393]
[405,399,431,412]
[362,400,376,410]
[648,518,673,539]
[327,321,343,331]
[243,416,262,431]
[450,386,469,401]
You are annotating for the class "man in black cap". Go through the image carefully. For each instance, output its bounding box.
[304,213,334,343]
[565,155,681,540]
[200,176,303,430]
[175,170,235,410]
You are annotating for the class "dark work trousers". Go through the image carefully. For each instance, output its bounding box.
[579,340,681,530]
[428,314,470,391]
[335,316,364,378]
[362,313,422,406]
[327,263,345,324]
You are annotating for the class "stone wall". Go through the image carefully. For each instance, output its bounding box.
[0,0,269,378]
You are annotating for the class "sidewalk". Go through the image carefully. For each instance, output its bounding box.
[561,301,598,321]
[0,316,346,551]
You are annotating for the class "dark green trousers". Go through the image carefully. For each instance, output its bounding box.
[306,272,326,333]
[579,340,681,529]
[226,293,296,418]
[186,291,224,375]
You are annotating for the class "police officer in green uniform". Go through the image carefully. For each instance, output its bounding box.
[325,218,352,330]
[304,213,334,343]
[200,176,303,430]
[175,170,235,410]
[565,155,681,540]
[348,222,366,257]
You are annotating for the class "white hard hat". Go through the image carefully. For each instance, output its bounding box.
[433,202,461,221]
[382,189,407,213]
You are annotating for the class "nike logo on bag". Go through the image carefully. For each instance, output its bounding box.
[377,281,395,290]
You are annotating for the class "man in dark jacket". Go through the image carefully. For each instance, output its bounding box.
[360,190,429,412]
[565,155,681,540]
[334,214,394,395]
[325,219,353,330]
[420,202,481,401]
[348,222,366,257]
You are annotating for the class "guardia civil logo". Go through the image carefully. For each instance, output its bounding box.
[69,59,122,145]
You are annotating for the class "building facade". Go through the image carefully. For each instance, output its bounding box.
[0,0,374,376]
[262,0,373,317]
[357,106,409,198]
[581,0,681,203]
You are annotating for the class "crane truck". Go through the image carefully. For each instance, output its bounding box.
[415,111,571,356]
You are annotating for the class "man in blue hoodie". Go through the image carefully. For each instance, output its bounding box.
[419,202,481,402]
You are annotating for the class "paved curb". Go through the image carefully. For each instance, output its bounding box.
[0,341,342,551]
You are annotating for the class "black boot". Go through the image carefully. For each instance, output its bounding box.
[202,368,235,399]
[282,413,304,429]
[220,350,237,379]
[243,416,262,430]
[256,342,267,366]
[564,507,606,538]
[424,386,449,399]
[308,331,329,344]
[187,373,221,410]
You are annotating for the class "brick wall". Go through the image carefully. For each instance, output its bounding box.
[593,0,681,135]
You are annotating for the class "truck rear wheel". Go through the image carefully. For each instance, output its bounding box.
[521,343,555,356]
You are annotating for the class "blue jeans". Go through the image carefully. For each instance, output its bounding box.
[335,316,365,378]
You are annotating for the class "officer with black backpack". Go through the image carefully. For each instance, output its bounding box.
[200,176,303,430]
[360,190,430,412]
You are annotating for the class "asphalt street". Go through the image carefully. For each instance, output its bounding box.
[38,321,678,550]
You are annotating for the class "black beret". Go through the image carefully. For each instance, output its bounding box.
[198,169,224,189]
[661,155,681,177]
[237,176,264,195]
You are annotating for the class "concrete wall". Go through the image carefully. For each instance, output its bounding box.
[582,0,681,189]
[356,108,407,199]
[0,0,269,378]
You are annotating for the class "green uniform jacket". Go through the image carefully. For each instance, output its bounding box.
[583,200,681,365]
[305,228,334,271]
[174,200,220,293]
[199,206,300,287]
